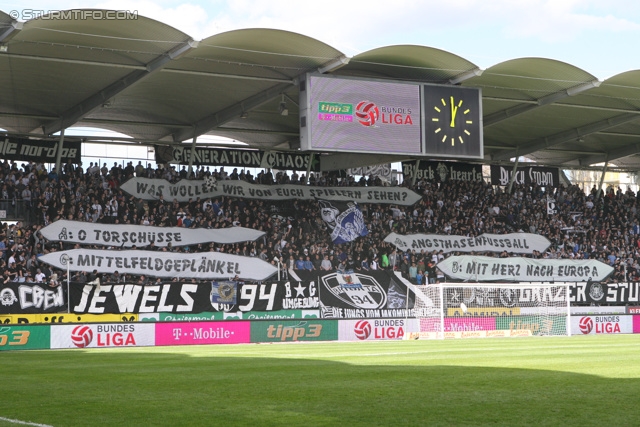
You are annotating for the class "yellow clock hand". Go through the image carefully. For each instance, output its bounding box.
[450,96,458,128]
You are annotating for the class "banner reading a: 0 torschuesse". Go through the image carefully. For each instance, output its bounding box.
[0,325,50,351]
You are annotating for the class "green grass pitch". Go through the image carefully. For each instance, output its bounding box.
[2,335,640,427]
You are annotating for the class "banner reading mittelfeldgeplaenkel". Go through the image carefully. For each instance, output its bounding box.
[39,249,277,281]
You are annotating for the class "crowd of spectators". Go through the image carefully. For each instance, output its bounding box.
[0,157,637,288]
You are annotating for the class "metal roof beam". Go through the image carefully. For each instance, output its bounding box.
[484,79,600,127]
[449,68,483,85]
[317,55,350,74]
[41,39,198,136]
[0,20,23,43]
[170,54,349,142]
[491,113,638,161]
[171,82,293,142]
[320,153,406,171]
[578,142,640,166]
[205,127,299,137]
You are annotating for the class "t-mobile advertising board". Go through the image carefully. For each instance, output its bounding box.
[50,324,155,349]
[155,321,251,346]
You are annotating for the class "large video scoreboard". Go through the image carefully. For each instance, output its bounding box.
[299,74,483,159]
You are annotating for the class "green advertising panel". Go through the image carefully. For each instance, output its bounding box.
[152,310,320,322]
[496,315,567,336]
[251,319,338,343]
[0,325,50,351]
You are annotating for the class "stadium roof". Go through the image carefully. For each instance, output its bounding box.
[2,9,640,172]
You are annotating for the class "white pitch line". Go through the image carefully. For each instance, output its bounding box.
[0,416,53,427]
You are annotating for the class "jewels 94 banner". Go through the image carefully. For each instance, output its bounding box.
[70,280,320,314]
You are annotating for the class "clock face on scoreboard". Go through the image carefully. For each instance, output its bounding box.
[422,85,483,159]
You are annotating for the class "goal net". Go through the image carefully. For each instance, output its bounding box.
[408,282,571,339]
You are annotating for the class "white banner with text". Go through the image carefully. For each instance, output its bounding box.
[40,219,265,247]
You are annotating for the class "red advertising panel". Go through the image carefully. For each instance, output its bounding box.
[155,321,251,346]
[633,315,640,333]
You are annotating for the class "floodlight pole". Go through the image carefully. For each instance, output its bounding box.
[274,257,281,281]
[54,128,65,179]
[62,254,72,313]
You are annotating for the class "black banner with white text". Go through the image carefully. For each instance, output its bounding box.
[0,283,67,314]
[155,145,320,171]
[69,281,320,314]
[490,165,559,187]
[0,136,81,164]
[294,270,416,319]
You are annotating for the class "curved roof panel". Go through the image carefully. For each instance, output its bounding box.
[340,45,478,83]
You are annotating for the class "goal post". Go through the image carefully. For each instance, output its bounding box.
[408,282,572,339]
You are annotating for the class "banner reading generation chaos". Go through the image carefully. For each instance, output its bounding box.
[38,249,277,281]
[39,219,265,248]
[385,232,551,254]
[120,177,422,205]
[437,255,614,282]
[155,145,320,171]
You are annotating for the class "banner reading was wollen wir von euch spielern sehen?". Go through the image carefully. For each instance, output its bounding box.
[39,249,277,281]
[120,177,422,205]
[39,219,265,248]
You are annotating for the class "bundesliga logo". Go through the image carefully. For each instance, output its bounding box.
[71,325,94,348]
[355,101,414,127]
[355,101,379,126]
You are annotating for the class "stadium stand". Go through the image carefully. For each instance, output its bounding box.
[0,158,634,287]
